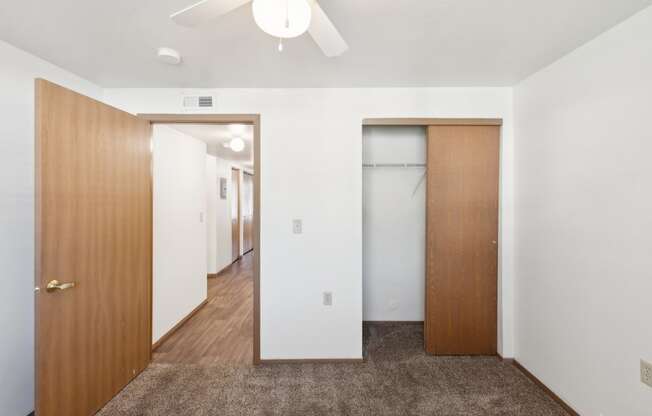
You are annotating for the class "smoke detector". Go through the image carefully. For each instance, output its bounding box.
[157,47,182,65]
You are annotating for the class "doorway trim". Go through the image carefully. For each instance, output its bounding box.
[139,113,261,365]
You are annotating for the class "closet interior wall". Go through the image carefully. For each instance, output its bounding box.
[362,126,427,322]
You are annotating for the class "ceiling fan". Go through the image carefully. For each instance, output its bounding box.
[171,0,348,57]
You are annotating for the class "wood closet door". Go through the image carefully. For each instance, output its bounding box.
[425,125,499,355]
[35,79,152,416]
[242,172,254,253]
[231,168,241,262]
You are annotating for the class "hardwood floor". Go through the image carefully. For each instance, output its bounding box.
[152,252,253,366]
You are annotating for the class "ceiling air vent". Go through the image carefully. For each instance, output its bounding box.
[182,95,215,111]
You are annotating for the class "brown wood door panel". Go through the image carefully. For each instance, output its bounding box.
[425,125,499,355]
[231,168,241,262]
[35,79,152,416]
[242,172,254,253]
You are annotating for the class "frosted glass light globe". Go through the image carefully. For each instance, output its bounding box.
[252,0,312,39]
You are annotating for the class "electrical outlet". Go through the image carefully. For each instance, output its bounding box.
[642,359,652,388]
[323,292,333,306]
[292,219,302,234]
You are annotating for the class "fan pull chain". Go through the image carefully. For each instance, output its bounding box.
[285,0,290,29]
[279,0,288,52]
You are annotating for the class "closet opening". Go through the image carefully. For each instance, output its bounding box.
[362,125,427,353]
[362,118,501,357]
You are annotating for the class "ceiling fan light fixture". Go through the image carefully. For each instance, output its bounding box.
[170,0,348,57]
[252,0,312,39]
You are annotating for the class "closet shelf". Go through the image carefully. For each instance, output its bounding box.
[362,163,426,168]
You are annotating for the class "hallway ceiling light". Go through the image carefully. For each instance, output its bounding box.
[229,137,245,152]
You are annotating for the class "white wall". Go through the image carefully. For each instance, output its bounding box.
[363,126,426,321]
[105,87,515,359]
[152,125,208,343]
[514,6,652,415]
[206,155,219,274]
[0,40,103,416]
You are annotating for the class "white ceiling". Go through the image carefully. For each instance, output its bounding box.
[166,123,254,168]
[0,0,650,87]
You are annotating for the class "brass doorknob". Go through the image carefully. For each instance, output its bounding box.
[46,280,76,293]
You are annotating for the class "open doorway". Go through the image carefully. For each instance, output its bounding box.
[141,114,260,366]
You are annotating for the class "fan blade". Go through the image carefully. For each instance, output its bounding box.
[171,0,251,27]
[308,1,348,57]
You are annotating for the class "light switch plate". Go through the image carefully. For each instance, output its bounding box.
[642,359,652,388]
[292,219,302,234]
[219,177,227,199]
[323,292,333,306]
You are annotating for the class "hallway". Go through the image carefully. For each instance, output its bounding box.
[152,252,254,366]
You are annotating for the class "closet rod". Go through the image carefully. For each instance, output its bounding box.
[363,163,426,168]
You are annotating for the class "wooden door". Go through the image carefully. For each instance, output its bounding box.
[242,172,254,253]
[231,168,241,262]
[425,125,499,355]
[35,79,152,415]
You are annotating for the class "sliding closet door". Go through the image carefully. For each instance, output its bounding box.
[425,125,499,355]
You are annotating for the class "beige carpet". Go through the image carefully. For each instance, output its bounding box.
[99,324,568,415]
